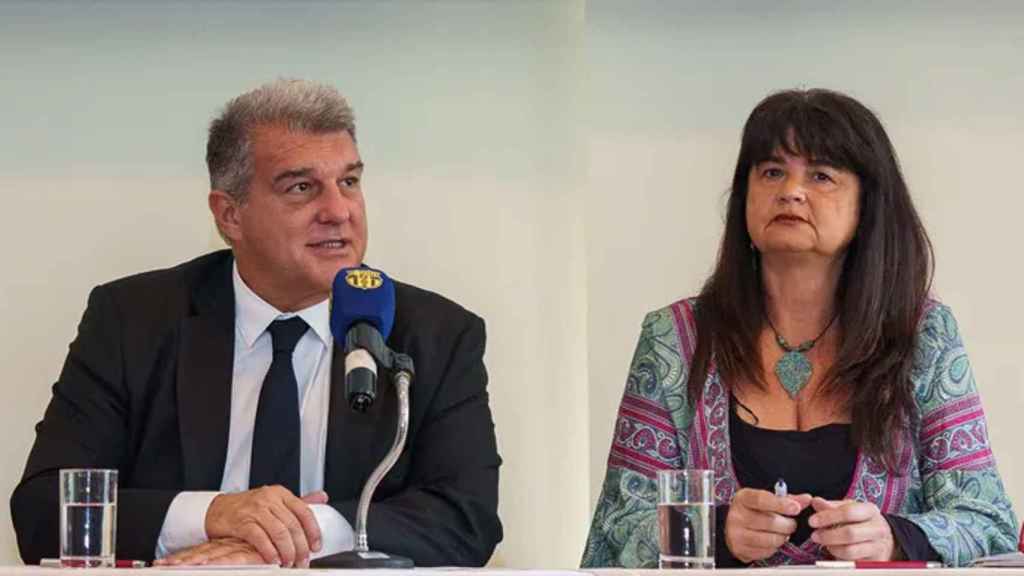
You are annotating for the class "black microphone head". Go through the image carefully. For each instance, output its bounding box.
[350,392,374,413]
[344,348,379,412]
[332,267,395,412]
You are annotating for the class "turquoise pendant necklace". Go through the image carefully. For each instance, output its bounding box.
[765,312,837,399]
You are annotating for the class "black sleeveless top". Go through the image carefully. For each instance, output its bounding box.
[729,398,856,544]
[714,397,938,566]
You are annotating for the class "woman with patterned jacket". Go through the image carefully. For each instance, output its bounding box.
[582,89,1018,568]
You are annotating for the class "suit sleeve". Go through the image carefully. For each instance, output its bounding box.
[329,315,502,567]
[10,285,179,564]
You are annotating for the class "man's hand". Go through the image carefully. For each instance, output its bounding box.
[809,497,897,560]
[204,487,328,568]
[725,488,812,563]
[154,538,263,566]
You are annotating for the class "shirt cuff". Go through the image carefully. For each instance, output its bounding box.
[154,491,221,559]
[309,503,355,559]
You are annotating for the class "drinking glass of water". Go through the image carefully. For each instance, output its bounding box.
[60,469,117,567]
[657,469,714,569]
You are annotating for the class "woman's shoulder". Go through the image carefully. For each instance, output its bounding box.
[911,297,978,409]
[635,297,700,355]
[914,298,964,356]
[640,297,699,334]
[625,297,700,431]
[625,297,700,394]
[919,297,956,329]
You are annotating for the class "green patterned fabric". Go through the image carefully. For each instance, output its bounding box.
[581,299,1018,567]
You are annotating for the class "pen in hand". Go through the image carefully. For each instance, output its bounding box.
[774,478,787,498]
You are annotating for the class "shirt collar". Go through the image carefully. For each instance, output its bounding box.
[232,261,331,348]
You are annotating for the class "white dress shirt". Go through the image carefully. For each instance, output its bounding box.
[155,263,353,559]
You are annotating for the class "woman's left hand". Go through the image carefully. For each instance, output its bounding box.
[808,497,897,560]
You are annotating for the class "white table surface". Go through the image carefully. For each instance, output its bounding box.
[3,567,1024,575]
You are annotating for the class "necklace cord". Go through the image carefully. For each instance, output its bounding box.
[765,310,838,352]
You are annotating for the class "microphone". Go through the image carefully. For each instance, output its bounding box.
[316,266,415,569]
[330,267,396,412]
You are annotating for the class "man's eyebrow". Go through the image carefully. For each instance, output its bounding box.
[273,167,314,184]
[273,162,363,183]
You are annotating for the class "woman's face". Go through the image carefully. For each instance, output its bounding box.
[746,149,861,260]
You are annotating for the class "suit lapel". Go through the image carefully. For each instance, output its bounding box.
[177,255,235,490]
[172,252,403,497]
[324,345,398,500]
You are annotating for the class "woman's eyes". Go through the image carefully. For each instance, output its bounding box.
[812,171,836,184]
[759,167,838,184]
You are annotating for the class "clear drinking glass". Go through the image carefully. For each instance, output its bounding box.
[60,469,118,567]
[658,469,715,569]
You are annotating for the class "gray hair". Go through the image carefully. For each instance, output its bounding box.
[206,79,357,200]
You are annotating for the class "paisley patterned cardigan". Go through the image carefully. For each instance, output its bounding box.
[582,298,1018,567]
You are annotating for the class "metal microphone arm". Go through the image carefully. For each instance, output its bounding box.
[353,351,413,554]
[311,351,415,569]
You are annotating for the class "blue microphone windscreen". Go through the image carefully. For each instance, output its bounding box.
[330,267,396,342]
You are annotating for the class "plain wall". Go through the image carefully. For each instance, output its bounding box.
[585,0,1024,533]
[0,1,589,568]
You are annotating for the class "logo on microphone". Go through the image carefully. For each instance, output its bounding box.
[345,269,384,290]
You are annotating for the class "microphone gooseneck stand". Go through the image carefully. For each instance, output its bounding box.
[312,352,415,569]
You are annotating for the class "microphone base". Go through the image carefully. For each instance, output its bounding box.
[310,550,414,569]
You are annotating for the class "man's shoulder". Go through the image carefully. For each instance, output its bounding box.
[90,251,233,325]
[98,250,232,297]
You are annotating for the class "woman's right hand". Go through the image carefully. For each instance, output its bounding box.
[725,488,812,563]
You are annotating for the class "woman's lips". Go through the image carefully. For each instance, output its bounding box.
[771,214,807,224]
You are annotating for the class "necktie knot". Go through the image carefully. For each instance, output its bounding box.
[267,317,309,355]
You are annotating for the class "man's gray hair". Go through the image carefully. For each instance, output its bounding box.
[206,79,356,200]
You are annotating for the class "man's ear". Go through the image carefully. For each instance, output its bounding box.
[209,189,243,244]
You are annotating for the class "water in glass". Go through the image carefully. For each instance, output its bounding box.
[61,501,116,567]
[658,501,715,569]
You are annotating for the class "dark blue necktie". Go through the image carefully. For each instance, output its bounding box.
[250,316,308,494]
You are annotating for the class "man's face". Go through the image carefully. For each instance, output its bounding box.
[214,124,368,311]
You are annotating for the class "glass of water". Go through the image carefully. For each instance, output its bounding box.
[657,469,714,569]
[60,469,117,567]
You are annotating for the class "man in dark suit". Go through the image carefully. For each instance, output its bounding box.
[10,79,502,568]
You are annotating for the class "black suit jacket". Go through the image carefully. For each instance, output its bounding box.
[11,250,502,566]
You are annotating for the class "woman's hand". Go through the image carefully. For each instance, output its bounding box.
[809,497,897,560]
[725,488,812,563]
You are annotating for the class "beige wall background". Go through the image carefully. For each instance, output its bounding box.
[0,0,1021,568]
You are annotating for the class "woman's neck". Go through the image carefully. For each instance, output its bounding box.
[761,253,843,343]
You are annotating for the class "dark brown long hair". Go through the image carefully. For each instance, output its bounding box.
[689,89,933,469]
